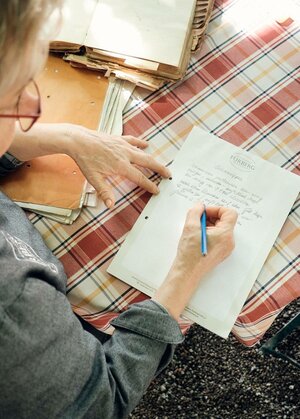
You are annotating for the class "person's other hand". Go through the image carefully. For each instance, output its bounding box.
[67,125,171,208]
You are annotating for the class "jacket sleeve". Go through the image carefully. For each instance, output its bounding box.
[0,152,24,176]
[82,299,185,419]
[1,278,184,419]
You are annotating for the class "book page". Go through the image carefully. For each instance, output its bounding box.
[55,0,98,45]
[85,0,196,67]
[108,127,300,338]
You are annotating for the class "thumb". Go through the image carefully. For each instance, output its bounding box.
[89,174,115,209]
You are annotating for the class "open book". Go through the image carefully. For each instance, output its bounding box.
[108,127,300,338]
[51,0,214,90]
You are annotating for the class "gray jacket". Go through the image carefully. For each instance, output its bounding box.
[0,156,184,419]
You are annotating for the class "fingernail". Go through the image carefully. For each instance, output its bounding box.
[105,199,112,208]
[153,186,159,194]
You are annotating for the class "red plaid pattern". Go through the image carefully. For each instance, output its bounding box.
[30,0,300,345]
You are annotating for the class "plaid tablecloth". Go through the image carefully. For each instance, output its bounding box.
[30,0,300,346]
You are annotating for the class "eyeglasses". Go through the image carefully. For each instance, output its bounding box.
[0,80,41,132]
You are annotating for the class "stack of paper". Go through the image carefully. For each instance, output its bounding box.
[50,0,215,91]
[191,0,215,51]
[0,55,109,224]
[0,155,96,224]
[98,78,135,135]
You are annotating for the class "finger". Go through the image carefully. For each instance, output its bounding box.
[120,164,159,194]
[132,164,152,176]
[132,152,171,178]
[122,135,148,149]
[89,174,115,208]
[184,202,205,227]
[206,206,238,228]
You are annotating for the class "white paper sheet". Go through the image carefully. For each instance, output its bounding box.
[56,0,98,45]
[110,81,136,135]
[108,127,300,338]
[85,0,196,66]
[98,78,135,135]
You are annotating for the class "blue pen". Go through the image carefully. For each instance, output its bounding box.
[201,207,208,256]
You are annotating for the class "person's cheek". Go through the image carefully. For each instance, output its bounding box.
[0,119,16,157]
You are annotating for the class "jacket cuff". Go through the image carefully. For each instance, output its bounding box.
[0,152,24,176]
[111,299,184,345]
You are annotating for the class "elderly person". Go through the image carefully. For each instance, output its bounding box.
[0,1,237,418]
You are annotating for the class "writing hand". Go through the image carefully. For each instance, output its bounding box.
[153,203,238,320]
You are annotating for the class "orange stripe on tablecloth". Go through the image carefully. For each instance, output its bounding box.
[275,229,300,256]
[124,25,286,137]
[60,193,150,278]
[126,51,299,149]
[125,21,294,125]
[233,271,300,346]
[162,63,297,145]
[76,277,117,306]
[54,187,149,261]
[249,262,299,313]
[238,268,300,322]
[66,245,117,287]
[63,197,152,289]
[261,127,300,161]
[240,102,300,155]
[233,329,267,347]
[220,78,300,145]
[69,272,139,310]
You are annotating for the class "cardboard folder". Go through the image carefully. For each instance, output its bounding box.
[0,55,109,221]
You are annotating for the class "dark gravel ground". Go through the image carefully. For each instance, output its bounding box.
[130,299,300,418]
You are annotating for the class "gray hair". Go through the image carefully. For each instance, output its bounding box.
[0,0,62,96]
